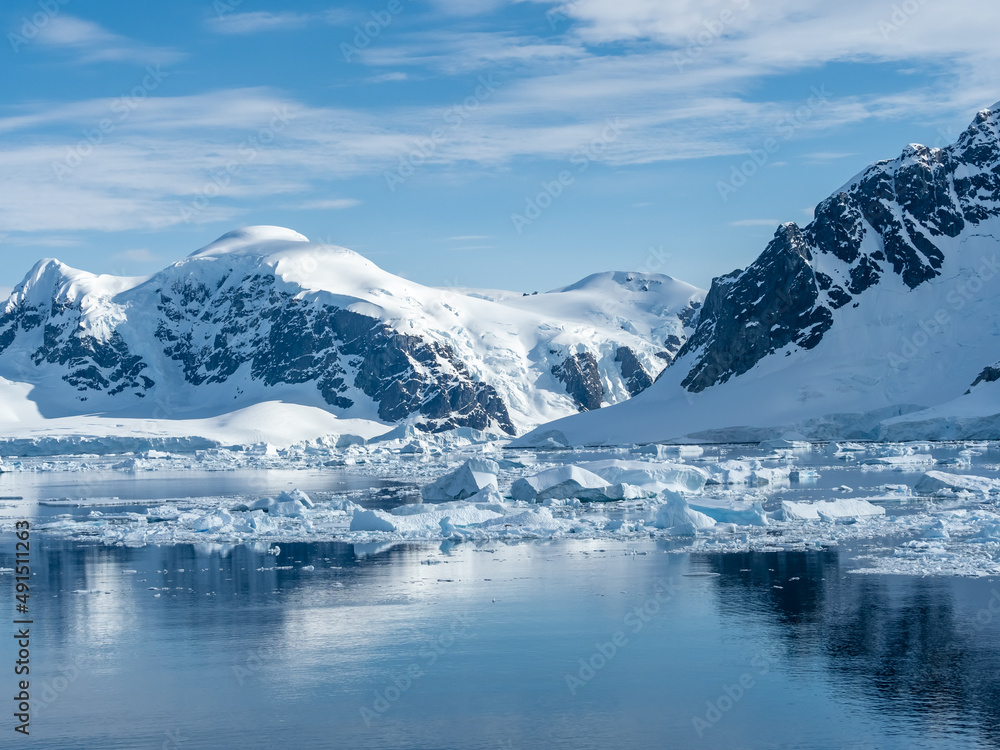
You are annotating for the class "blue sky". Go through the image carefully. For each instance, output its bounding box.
[1,0,998,297]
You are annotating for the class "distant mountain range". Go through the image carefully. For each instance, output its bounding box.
[6,101,1000,446]
[517,101,1000,445]
[0,226,703,436]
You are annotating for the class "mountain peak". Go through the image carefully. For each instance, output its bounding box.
[190,226,310,258]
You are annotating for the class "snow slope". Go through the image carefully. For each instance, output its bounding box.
[516,102,1000,446]
[0,226,703,443]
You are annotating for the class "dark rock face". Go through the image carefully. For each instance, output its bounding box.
[679,225,833,393]
[552,352,604,411]
[970,365,1000,389]
[152,272,515,434]
[0,279,153,399]
[615,346,653,396]
[676,105,1000,393]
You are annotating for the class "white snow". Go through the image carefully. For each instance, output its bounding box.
[0,228,706,444]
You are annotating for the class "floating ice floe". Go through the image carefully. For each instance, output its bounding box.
[703,459,791,486]
[789,468,821,482]
[914,471,1000,496]
[759,437,811,450]
[421,458,499,502]
[510,465,625,502]
[579,460,708,494]
[778,498,885,521]
[351,489,505,534]
[244,489,316,517]
[630,444,704,459]
[862,454,936,468]
[653,493,718,536]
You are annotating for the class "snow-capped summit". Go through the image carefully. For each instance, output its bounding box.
[516,101,1000,446]
[189,225,311,257]
[0,231,705,436]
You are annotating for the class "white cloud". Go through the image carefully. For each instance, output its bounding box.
[35,16,183,64]
[298,199,363,210]
[0,235,82,248]
[0,79,991,235]
[206,10,349,35]
[368,72,409,83]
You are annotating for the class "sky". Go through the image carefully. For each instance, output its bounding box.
[1,0,998,298]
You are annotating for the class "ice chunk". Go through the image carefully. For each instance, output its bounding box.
[630,444,704,459]
[922,519,950,539]
[477,507,570,536]
[421,458,499,502]
[247,442,280,457]
[246,490,314,517]
[509,465,611,502]
[580,459,708,493]
[862,454,935,467]
[789,469,821,482]
[914,471,1000,495]
[349,509,398,532]
[779,498,886,521]
[704,460,790,486]
[760,437,811,450]
[350,502,503,534]
[690,501,769,526]
[653,492,717,530]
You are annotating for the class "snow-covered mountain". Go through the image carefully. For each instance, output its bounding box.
[517,101,1000,446]
[0,226,704,438]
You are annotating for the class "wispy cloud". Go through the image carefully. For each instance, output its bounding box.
[368,72,409,84]
[206,10,349,35]
[35,16,183,64]
[0,234,82,248]
[0,80,986,234]
[297,198,363,210]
